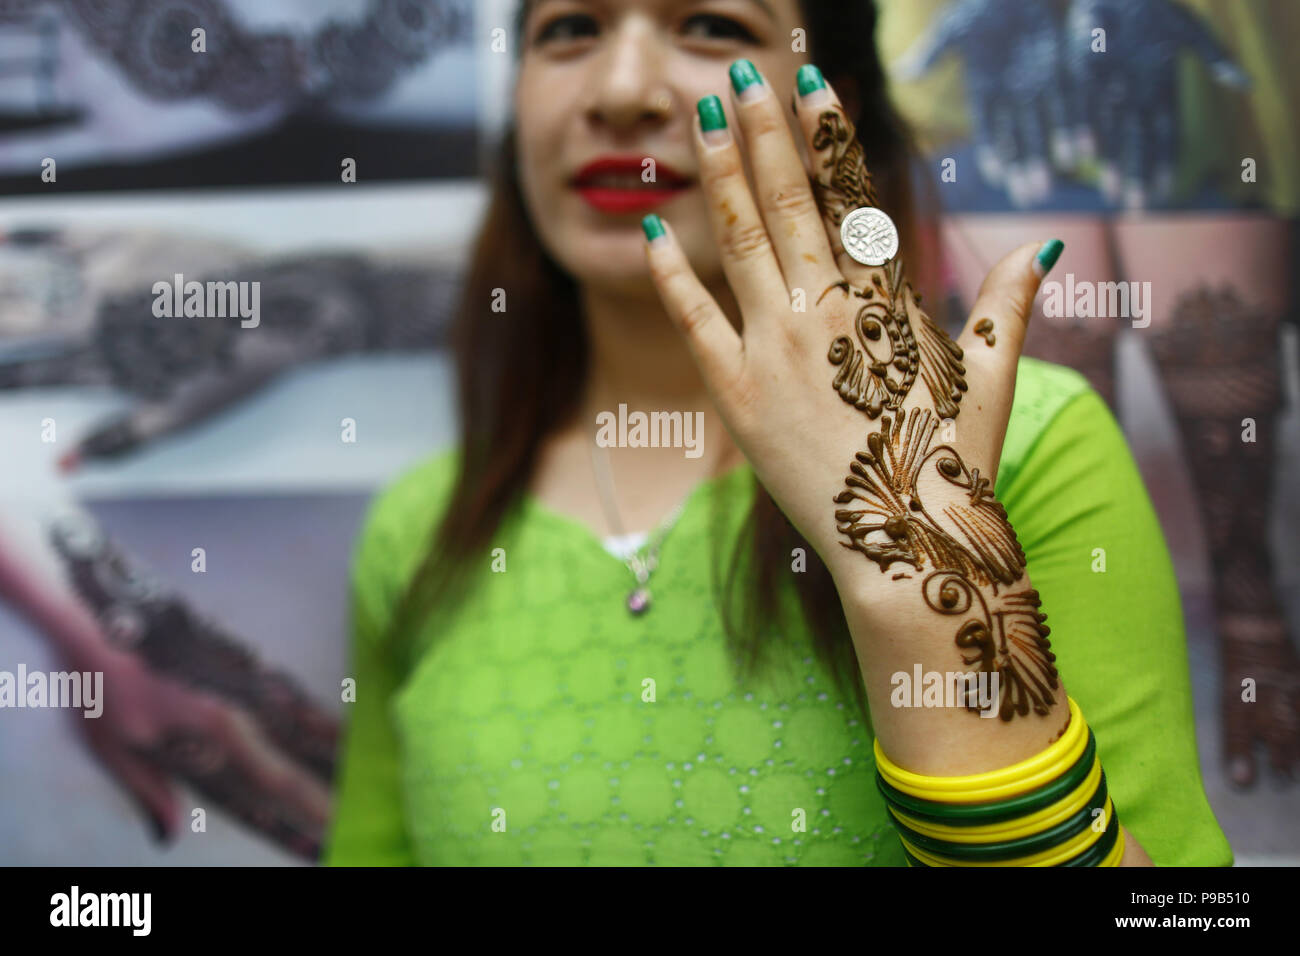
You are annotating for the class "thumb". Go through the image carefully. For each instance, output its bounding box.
[103,745,180,842]
[957,239,1064,366]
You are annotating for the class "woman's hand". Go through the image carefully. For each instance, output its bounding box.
[643,61,1066,752]
[0,517,334,860]
[62,634,333,860]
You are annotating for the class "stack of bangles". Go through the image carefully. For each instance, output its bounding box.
[873,697,1126,867]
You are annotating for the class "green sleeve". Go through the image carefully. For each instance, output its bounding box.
[323,490,420,866]
[997,388,1232,866]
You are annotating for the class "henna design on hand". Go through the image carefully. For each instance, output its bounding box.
[821,262,968,420]
[810,103,1055,721]
[810,109,880,222]
[832,409,1059,720]
[810,106,968,421]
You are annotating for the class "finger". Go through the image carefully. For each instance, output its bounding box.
[1265,690,1299,781]
[1017,104,1052,206]
[643,214,744,396]
[955,240,1062,470]
[100,745,179,842]
[724,59,837,290]
[971,91,1005,187]
[1222,697,1257,789]
[691,93,791,324]
[185,764,324,859]
[996,104,1032,210]
[214,709,333,827]
[790,68,886,281]
[958,239,1062,365]
[793,66,974,427]
[169,701,333,828]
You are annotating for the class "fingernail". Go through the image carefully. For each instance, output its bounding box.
[728,59,763,102]
[796,64,830,107]
[642,213,667,244]
[696,95,729,147]
[1033,239,1065,278]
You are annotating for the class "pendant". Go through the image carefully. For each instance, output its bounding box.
[627,587,651,615]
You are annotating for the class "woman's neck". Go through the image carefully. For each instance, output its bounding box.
[527,277,746,537]
[578,279,730,412]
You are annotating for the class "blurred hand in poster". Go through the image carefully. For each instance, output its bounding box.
[893,0,1071,208]
[894,0,1249,209]
[0,511,339,860]
[1063,0,1249,210]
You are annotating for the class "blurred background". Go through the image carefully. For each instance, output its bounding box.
[0,0,1295,864]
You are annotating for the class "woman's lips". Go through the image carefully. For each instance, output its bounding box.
[573,183,693,214]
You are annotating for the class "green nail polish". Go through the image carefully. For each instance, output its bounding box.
[1036,239,1065,276]
[642,213,665,242]
[796,64,825,97]
[697,95,726,132]
[729,59,761,96]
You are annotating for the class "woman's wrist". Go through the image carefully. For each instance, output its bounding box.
[831,554,1073,776]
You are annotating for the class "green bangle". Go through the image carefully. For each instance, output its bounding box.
[875,730,1097,826]
[902,846,930,867]
[899,806,1120,868]
[889,771,1109,862]
[1062,809,1121,867]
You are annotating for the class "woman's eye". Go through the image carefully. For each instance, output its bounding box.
[534,13,598,44]
[681,13,757,42]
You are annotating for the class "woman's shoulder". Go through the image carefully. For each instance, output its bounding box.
[353,444,463,563]
[999,355,1100,484]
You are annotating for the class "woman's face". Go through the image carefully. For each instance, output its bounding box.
[516,0,810,298]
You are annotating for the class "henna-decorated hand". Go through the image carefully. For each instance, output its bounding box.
[62,635,333,860]
[645,62,1063,725]
[0,512,336,860]
[1220,618,1300,787]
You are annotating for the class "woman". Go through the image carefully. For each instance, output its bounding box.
[326,0,1230,866]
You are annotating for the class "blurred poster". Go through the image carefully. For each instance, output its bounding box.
[0,0,477,193]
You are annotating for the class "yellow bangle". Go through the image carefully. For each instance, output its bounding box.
[875,697,1085,801]
[1101,825,1126,867]
[887,756,1104,843]
[899,796,1115,867]
[875,696,1086,803]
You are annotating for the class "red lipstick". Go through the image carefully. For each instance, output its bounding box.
[570,155,693,214]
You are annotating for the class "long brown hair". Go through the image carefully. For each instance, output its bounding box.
[386,0,938,725]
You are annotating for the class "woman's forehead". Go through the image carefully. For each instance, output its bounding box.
[523,0,789,21]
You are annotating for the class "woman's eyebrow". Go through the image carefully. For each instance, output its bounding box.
[697,0,777,22]
[527,0,778,24]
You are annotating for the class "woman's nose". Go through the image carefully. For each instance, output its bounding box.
[584,21,674,130]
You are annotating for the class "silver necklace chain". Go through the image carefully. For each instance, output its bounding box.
[588,434,690,615]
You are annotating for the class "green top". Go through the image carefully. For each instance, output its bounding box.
[325,357,1232,866]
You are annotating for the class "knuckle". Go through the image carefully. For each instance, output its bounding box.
[779,322,806,359]
[678,298,716,336]
[719,220,772,263]
[272,769,301,803]
[746,103,785,140]
[699,151,743,192]
[648,257,681,286]
[726,370,760,419]
[764,182,819,220]
[198,700,232,738]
